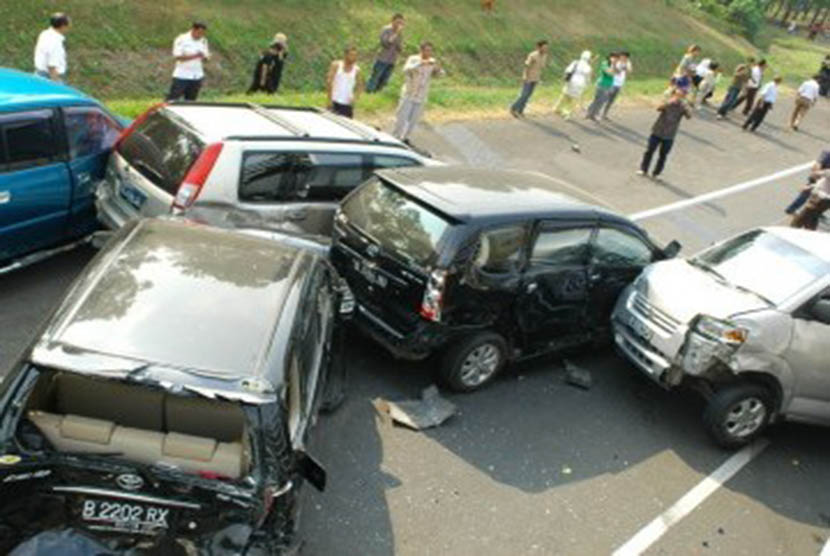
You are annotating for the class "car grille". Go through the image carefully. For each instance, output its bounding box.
[631,292,682,335]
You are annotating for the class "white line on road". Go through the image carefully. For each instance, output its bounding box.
[821,537,830,556]
[630,162,813,222]
[612,439,770,556]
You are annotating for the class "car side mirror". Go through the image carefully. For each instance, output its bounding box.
[295,450,326,492]
[662,240,682,259]
[810,299,830,325]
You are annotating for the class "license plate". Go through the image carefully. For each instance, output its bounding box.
[119,180,148,210]
[352,258,388,288]
[81,498,171,534]
[626,314,653,341]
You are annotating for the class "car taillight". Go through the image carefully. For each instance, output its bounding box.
[419,269,447,322]
[173,142,224,210]
[114,102,166,150]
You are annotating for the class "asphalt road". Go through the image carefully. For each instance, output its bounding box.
[1,94,829,555]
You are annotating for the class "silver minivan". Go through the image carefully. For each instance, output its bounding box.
[612,227,830,448]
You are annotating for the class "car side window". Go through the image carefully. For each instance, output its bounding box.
[474,226,527,274]
[806,290,830,325]
[240,152,312,202]
[592,227,654,267]
[305,152,369,200]
[530,227,592,266]
[372,154,420,169]
[64,107,121,159]
[0,110,56,172]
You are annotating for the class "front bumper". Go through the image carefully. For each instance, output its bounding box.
[352,304,446,361]
[613,321,674,383]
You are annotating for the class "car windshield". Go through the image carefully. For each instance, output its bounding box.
[693,230,829,305]
[341,177,451,267]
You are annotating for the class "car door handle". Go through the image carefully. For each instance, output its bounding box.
[588,271,603,283]
[0,191,10,204]
[526,282,538,293]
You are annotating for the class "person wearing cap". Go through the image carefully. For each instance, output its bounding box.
[167,21,210,101]
[34,13,71,82]
[247,33,289,94]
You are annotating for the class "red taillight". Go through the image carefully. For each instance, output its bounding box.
[419,270,447,322]
[173,142,224,210]
[114,102,166,150]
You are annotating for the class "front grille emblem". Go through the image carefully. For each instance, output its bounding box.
[116,473,144,491]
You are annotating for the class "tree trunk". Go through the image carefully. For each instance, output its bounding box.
[771,0,786,19]
[782,1,795,23]
[810,5,822,24]
[821,6,829,24]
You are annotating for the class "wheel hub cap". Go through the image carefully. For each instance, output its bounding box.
[724,397,766,438]
[459,343,500,387]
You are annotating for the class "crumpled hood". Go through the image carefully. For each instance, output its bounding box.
[636,259,767,324]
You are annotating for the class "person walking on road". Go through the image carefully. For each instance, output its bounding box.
[246,33,288,95]
[326,46,363,119]
[790,75,821,131]
[34,13,70,83]
[742,76,781,133]
[366,14,405,93]
[717,58,752,119]
[694,61,720,110]
[674,44,701,78]
[791,167,830,230]
[785,149,830,216]
[510,39,549,118]
[393,42,444,141]
[603,52,632,119]
[732,59,766,116]
[637,88,692,179]
[167,22,210,101]
[586,52,618,121]
[554,50,592,120]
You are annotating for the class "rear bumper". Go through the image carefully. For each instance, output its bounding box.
[94,180,136,230]
[353,304,445,361]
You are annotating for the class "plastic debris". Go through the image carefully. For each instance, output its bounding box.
[561,466,572,475]
[563,360,593,390]
[373,385,456,430]
[571,144,581,153]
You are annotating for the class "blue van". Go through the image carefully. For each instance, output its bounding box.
[0,68,124,269]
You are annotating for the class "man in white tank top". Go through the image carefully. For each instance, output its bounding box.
[326,46,364,118]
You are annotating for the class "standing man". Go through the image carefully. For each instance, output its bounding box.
[742,76,782,133]
[326,46,363,118]
[586,53,617,120]
[786,149,830,216]
[167,22,210,101]
[603,51,632,119]
[732,59,766,116]
[510,39,549,118]
[34,13,70,82]
[366,14,405,93]
[791,168,830,230]
[392,42,445,142]
[637,88,692,179]
[790,74,821,131]
[716,58,752,119]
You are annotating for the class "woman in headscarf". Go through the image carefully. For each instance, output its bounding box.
[247,33,289,94]
[554,50,592,119]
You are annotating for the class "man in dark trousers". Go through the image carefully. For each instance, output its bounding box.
[637,88,692,179]
[167,22,209,101]
[510,39,549,117]
[717,57,752,119]
[731,59,766,116]
[366,14,404,93]
[785,149,830,215]
[742,76,781,132]
[247,33,288,94]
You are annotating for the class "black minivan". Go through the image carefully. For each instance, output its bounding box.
[331,166,680,392]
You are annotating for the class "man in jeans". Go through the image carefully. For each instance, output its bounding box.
[791,168,830,230]
[785,149,830,216]
[366,14,404,93]
[603,51,632,119]
[637,88,692,179]
[732,59,766,116]
[510,39,549,118]
[586,53,617,121]
[790,75,820,131]
[717,58,752,119]
[742,76,781,133]
[392,42,444,141]
[167,22,210,101]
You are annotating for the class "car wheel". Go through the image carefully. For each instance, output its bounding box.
[440,332,508,393]
[703,382,773,449]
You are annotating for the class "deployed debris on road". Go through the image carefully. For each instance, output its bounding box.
[374,386,457,430]
[563,360,593,390]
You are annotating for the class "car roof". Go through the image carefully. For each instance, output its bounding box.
[0,67,98,111]
[35,218,313,397]
[164,102,408,149]
[764,226,830,262]
[375,165,625,224]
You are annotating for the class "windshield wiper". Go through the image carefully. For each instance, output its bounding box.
[689,258,726,282]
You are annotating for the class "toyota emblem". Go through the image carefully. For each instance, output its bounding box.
[116,473,144,491]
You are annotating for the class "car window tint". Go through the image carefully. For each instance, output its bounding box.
[0,110,56,171]
[593,227,653,267]
[475,226,526,274]
[64,107,121,159]
[240,152,313,202]
[531,227,592,266]
[305,152,369,200]
[373,154,420,169]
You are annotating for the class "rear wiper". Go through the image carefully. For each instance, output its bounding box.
[131,160,166,183]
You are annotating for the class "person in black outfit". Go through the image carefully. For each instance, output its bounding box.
[247,33,288,94]
[819,55,830,97]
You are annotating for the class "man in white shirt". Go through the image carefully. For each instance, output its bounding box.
[167,22,210,101]
[603,51,632,119]
[790,75,821,131]
[392,41,444,141]
[33,13,71,82]
[742,76,781,132]
[732,59,766,116]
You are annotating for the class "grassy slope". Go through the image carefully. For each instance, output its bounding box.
[0,0,825,119]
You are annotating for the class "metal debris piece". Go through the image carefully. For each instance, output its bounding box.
[373,385,456,430]
[563,360,593,390]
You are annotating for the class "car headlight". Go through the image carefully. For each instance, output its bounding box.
[694,315,748,346]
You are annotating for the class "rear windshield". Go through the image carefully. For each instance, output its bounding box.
[341,177,451,267]
[117,111,203,195]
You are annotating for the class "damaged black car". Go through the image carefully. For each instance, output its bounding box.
[0,217,349,554]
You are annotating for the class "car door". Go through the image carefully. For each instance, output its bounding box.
[62,105,122,238]
[515,220,595,354]
[784,287,830,423]
[0,109,70,261]
[587,225,657,332]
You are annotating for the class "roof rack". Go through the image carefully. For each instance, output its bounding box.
[314,109,381,142]
[245,102,309,137]
[222,135,406,149]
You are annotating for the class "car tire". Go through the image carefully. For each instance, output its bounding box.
[439,332,508,393]
[703,382,774,449]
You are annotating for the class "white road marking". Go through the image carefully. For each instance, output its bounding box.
[526,170,624,212]
[821,537,830,556]
[612,439,770,556]
[630,162,813,222]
